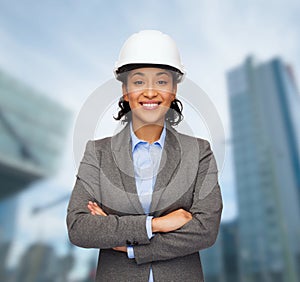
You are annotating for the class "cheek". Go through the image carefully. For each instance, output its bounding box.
[126,94,140,107]
[166,94,176,104]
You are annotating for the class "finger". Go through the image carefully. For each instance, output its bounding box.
[92,203,107,216]
[87,203,102,216]
[91,203,107,216]
[87,205,94,213]
[87,201,108,216]
[92,202,107,214]
[87,203,98,214]
[87,202,94,210]
[98,209,107,216]
[88,201,100,211]
[92,208,103,216]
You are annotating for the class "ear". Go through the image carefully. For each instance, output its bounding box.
[122,84,129,102]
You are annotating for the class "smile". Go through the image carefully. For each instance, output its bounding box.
[140,102,161,110]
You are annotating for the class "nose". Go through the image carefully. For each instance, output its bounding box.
[143,88,158,99]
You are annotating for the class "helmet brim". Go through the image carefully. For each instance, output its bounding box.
[115,63,185,83]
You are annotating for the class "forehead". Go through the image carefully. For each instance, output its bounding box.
[128,67,173,78]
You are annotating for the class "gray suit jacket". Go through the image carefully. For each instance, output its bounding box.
[67,123,222,282]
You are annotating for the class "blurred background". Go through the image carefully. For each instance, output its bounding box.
[0,0,299,281]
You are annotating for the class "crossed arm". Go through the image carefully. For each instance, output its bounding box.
[87,201,193,253]
[86,182,222,265]
[67,178,193,253]
[67,139,222,265]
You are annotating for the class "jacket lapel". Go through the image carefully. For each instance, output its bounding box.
[111,125,145,215]
[149,125,181,214]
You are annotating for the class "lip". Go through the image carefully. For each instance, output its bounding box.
[139,101,161,110]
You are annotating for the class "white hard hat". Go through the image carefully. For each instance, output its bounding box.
[114,30,185,83]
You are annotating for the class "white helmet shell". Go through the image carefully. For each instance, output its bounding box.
[114,30,185,83]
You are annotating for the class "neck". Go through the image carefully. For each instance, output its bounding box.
[132,120,164,144]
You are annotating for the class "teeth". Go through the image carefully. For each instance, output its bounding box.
[143,103,158,107]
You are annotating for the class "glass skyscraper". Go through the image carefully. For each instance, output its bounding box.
[227,57,300,282]
[201,234,225,282]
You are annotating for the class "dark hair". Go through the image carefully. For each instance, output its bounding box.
[113,97,184,126]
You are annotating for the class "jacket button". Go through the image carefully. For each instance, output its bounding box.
[126,240,131,245]
[132,241,138,246]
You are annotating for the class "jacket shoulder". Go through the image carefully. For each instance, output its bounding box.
[175,129,211,150]
[92,136,112,150]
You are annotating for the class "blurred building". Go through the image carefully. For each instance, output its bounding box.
[221,220,239,282]
[200,220,239,282]
[11,224,74,282]
[0,69,71,199]
[0,196,18,279]
[0,240,12,280]
[15,242,58,282]
[0,69,72,280]
[201,233,225,282]
[0,196,17,241]
[227,57,300,282]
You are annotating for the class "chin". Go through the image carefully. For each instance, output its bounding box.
[133,112,165,126]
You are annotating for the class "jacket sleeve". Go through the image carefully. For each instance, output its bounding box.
[66,140,151,249]
[132,140,223,264]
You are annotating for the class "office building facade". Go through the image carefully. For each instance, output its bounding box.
[227,57,300,282]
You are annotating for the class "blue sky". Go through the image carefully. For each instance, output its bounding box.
[1,0,299,279]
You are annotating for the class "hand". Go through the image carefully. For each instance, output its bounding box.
[87,201,107,216]
[152,208,192,233]
[112,246,127,252]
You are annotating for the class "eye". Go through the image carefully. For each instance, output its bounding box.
[133,80,144,86]
[157,80,168,85]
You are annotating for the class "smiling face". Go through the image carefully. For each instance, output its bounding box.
[122,67,177,127]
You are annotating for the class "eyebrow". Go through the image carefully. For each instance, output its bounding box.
[156,71,171,77]
[130,72,145,78]
[130,71,171,78]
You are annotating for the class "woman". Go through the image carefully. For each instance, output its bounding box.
[67,30,222,282]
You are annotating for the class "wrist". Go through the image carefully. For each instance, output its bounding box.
[152,217,158,233]
[152,217,163,233]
